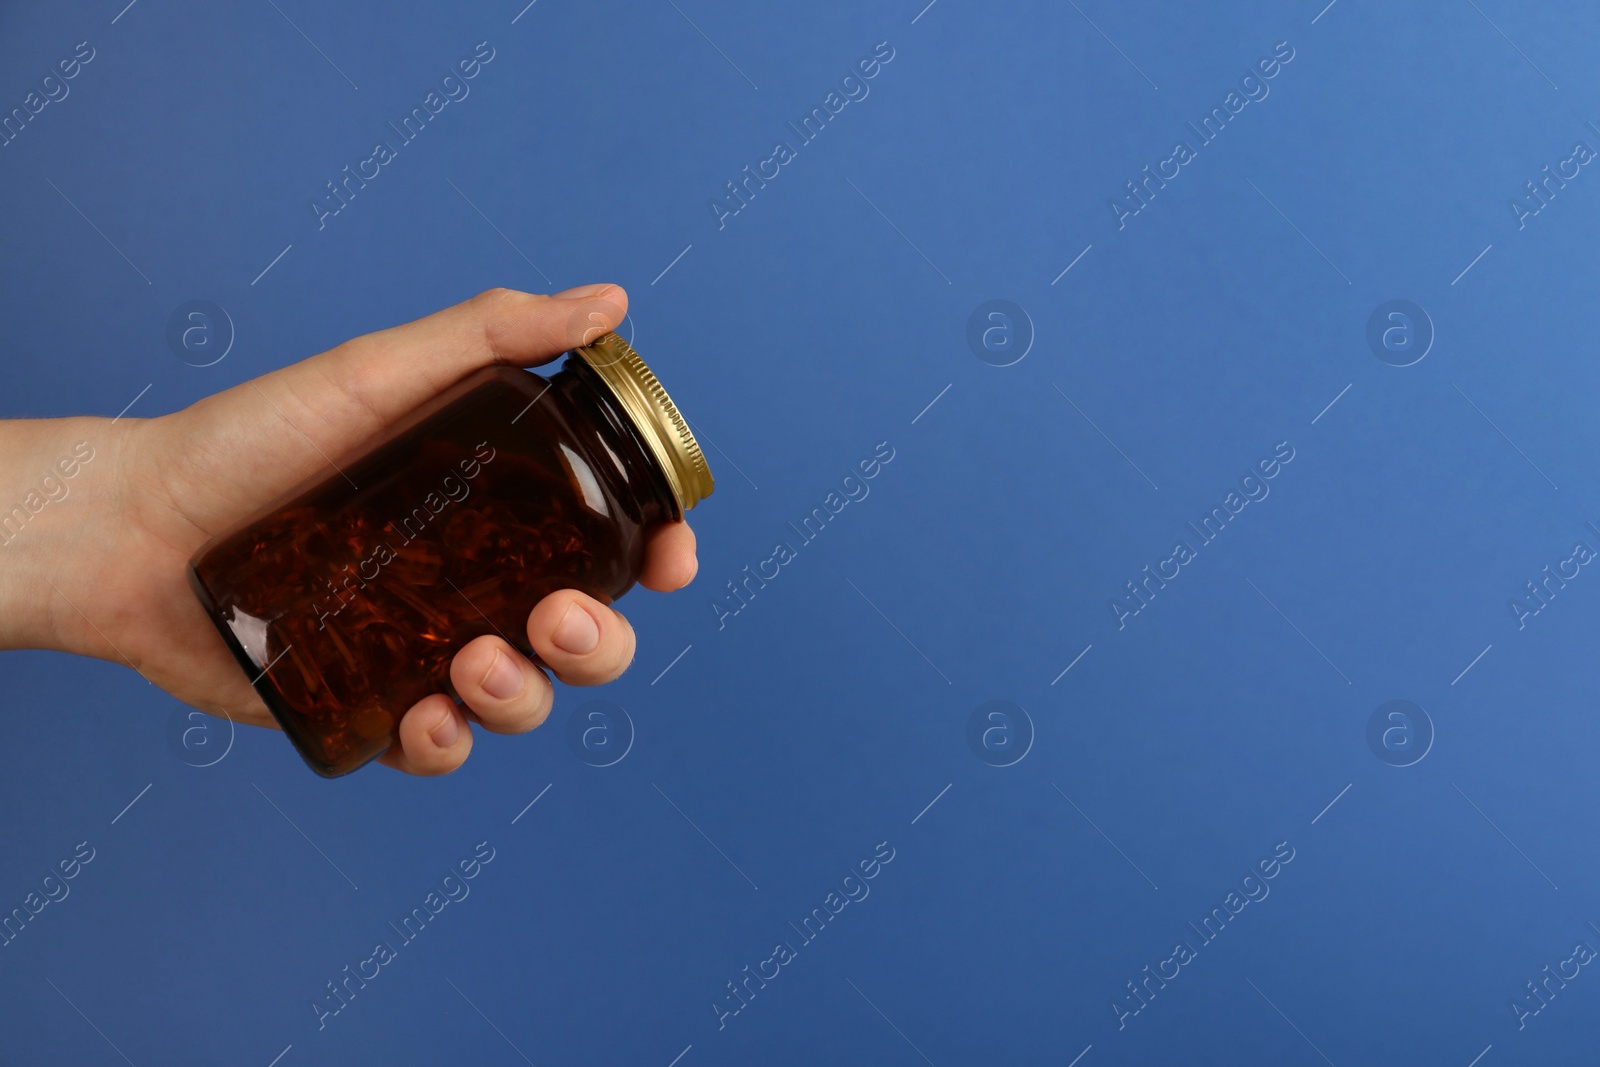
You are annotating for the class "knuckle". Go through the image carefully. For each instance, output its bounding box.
[522,673,555,728]
[614,638,637,677]
[472,286,518,309]
[523,693,553,730]
[469,287,530,325]
[613,617,637,672]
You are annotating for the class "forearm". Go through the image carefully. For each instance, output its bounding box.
[0,416,123,652]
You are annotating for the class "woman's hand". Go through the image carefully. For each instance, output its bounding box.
[0,285,696,775]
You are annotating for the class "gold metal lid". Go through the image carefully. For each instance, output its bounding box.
[573,331,714,514]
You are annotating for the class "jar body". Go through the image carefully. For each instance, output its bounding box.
[188,360,678,777]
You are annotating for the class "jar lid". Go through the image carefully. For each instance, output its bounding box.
[573,332,714,513]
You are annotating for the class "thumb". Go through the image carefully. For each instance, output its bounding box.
[134,286,628,541]
[265,284,628,438]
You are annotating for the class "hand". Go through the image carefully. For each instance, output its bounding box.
[0,285,697,775]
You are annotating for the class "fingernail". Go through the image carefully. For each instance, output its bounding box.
[430,707,460,748]
[554,283,614,300]
[552,602,601,655]
[479,650,524,700]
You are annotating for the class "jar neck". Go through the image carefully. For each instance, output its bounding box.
[552,357,682,526]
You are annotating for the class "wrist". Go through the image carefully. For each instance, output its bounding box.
[0,416,127,653]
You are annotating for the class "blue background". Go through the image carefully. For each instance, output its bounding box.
[2,0,1597,1063]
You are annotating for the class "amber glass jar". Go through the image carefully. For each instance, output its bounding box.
[188,333,713,777]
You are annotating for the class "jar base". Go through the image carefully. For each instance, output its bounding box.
[187,564,375,778]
